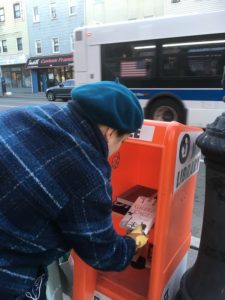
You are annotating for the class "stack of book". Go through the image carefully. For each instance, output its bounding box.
[112,185,157,234]
[112,185,157,269]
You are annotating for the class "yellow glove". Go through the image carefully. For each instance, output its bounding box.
[127,225,148,249]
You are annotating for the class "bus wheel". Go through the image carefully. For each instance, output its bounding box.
[147,98,186,123]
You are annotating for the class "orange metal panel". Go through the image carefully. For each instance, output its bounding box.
[72,120,202,300]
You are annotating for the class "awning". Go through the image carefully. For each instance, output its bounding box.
[26,53,73,69]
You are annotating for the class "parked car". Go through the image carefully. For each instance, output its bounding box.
[46,79,75,101]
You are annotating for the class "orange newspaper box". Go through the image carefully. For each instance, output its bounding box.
[72,120,202,300]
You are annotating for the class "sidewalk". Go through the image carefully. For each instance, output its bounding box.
[1,91,46,100]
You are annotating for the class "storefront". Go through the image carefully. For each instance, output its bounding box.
[26,53,74,93]
[1,64,31,89]
[0,53,32,93]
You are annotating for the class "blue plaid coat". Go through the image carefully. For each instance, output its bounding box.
[0,101,135,296]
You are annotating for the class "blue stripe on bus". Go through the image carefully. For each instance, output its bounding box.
[131,89,225,101]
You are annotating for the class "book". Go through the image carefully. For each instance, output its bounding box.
[120,192,157,235]
[112,185,156,215]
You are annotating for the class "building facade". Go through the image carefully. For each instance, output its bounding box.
[165,0,225,15]
[0,0,224,94]
[0,0,31,93]
[25,0,85,93]
[85,0,164,25]
[85,0,225,25]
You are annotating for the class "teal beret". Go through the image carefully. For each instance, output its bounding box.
[71,81,143,133]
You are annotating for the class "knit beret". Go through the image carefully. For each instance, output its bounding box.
[71,81,143,133]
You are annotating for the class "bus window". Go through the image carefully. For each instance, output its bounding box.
[102,41,156,83]
[161,40,225,79]
[187,45,225,77]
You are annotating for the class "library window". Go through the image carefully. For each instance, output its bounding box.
[52,38,59,53]
[35,40,42,54]
[50,1,57,19]
[0,7,5,22]
[2,40,7,52]
[17,37,23,51]
[13,3,21,19]
[69,0,76,15]
[33,6,39,22]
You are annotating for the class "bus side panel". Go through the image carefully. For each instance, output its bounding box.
[74,29,89,86]
[87,45,101,83]
[74,30,87,72]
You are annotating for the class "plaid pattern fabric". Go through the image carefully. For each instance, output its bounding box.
[0,102,135,296]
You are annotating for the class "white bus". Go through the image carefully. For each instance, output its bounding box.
[74,11,225,127]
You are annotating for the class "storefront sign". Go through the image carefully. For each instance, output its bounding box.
[26,54,73,68]
[0,54,27,66]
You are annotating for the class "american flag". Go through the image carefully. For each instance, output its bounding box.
[120,60,147,77]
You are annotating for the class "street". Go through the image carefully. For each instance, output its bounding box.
[0,95,65,111]
[0,95,205,266]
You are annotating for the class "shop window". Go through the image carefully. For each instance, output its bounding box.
[17,37,23,51]
[52,37,59,53]
[69,0,76,15]
[13,3,21,19]
[22,67,32,88]
[33,6,39,22]
[2,40,7,52]
[2,69,11,88]
[35,40,42,54]
[11,67,22,88]
[0,7,5,22]
[50,1,57,19]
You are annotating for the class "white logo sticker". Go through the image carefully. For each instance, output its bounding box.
[129,125,155,141]
[174,131,201,192]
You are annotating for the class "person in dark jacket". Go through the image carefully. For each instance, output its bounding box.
[0,81,147,299]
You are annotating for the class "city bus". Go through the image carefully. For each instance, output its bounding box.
[74,10,225,127]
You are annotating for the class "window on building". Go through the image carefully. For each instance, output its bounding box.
[35,40,42,54]
[0,7,5,22]
[50,1,57,19]
[33,6,39,22]
[69,0,76,15]
[2,40,7,52]
[52,38,59,53]
[13,3,21,19]
[17,37,23,51]
[171,0,181,2]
